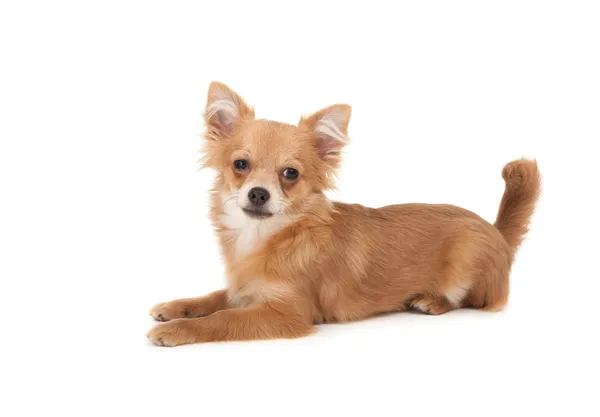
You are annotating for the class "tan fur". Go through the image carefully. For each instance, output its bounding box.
[147,82,541,346]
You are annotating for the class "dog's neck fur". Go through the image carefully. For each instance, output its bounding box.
[219,189,295,261]
[209,177,334,270]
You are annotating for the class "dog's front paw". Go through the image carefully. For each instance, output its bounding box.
[149,301,190,322]
[146,320,197,347]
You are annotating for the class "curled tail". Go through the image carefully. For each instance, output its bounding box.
[494,159,541,254]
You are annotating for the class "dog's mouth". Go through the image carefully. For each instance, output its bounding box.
[242,208,274,219]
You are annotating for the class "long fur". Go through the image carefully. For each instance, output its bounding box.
[494,159,542,254]
[147,82,541,346]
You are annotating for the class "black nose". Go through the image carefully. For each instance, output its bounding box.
[248,187,270,206]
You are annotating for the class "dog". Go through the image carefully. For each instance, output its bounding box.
[146,81,541,346]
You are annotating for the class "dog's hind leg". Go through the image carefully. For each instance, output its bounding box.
[409,294,456,315]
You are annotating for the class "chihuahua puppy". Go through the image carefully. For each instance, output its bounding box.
[147,82,541,346]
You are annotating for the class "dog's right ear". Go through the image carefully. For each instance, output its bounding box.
[205,82,254,140]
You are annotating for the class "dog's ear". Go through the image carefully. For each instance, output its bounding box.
[299,104,352,164]
[205,82,254,140]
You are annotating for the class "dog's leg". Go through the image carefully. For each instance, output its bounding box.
[409,294,455,315]
[147,303,313,346]
[149,289,228,321]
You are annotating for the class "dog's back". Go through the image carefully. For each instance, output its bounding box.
[312,160,540,319]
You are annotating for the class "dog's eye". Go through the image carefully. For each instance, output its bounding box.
[282,168,299,181]
[233,159,249,172]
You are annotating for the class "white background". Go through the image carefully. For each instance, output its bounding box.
[1,1,599,416]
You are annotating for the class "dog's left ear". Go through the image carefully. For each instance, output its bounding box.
[299,104,352,164]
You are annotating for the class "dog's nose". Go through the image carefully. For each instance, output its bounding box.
[248,187,270,206]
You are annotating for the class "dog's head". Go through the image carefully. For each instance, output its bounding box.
[202,82,351,220]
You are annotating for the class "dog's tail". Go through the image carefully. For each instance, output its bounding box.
[494,159,541,255]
